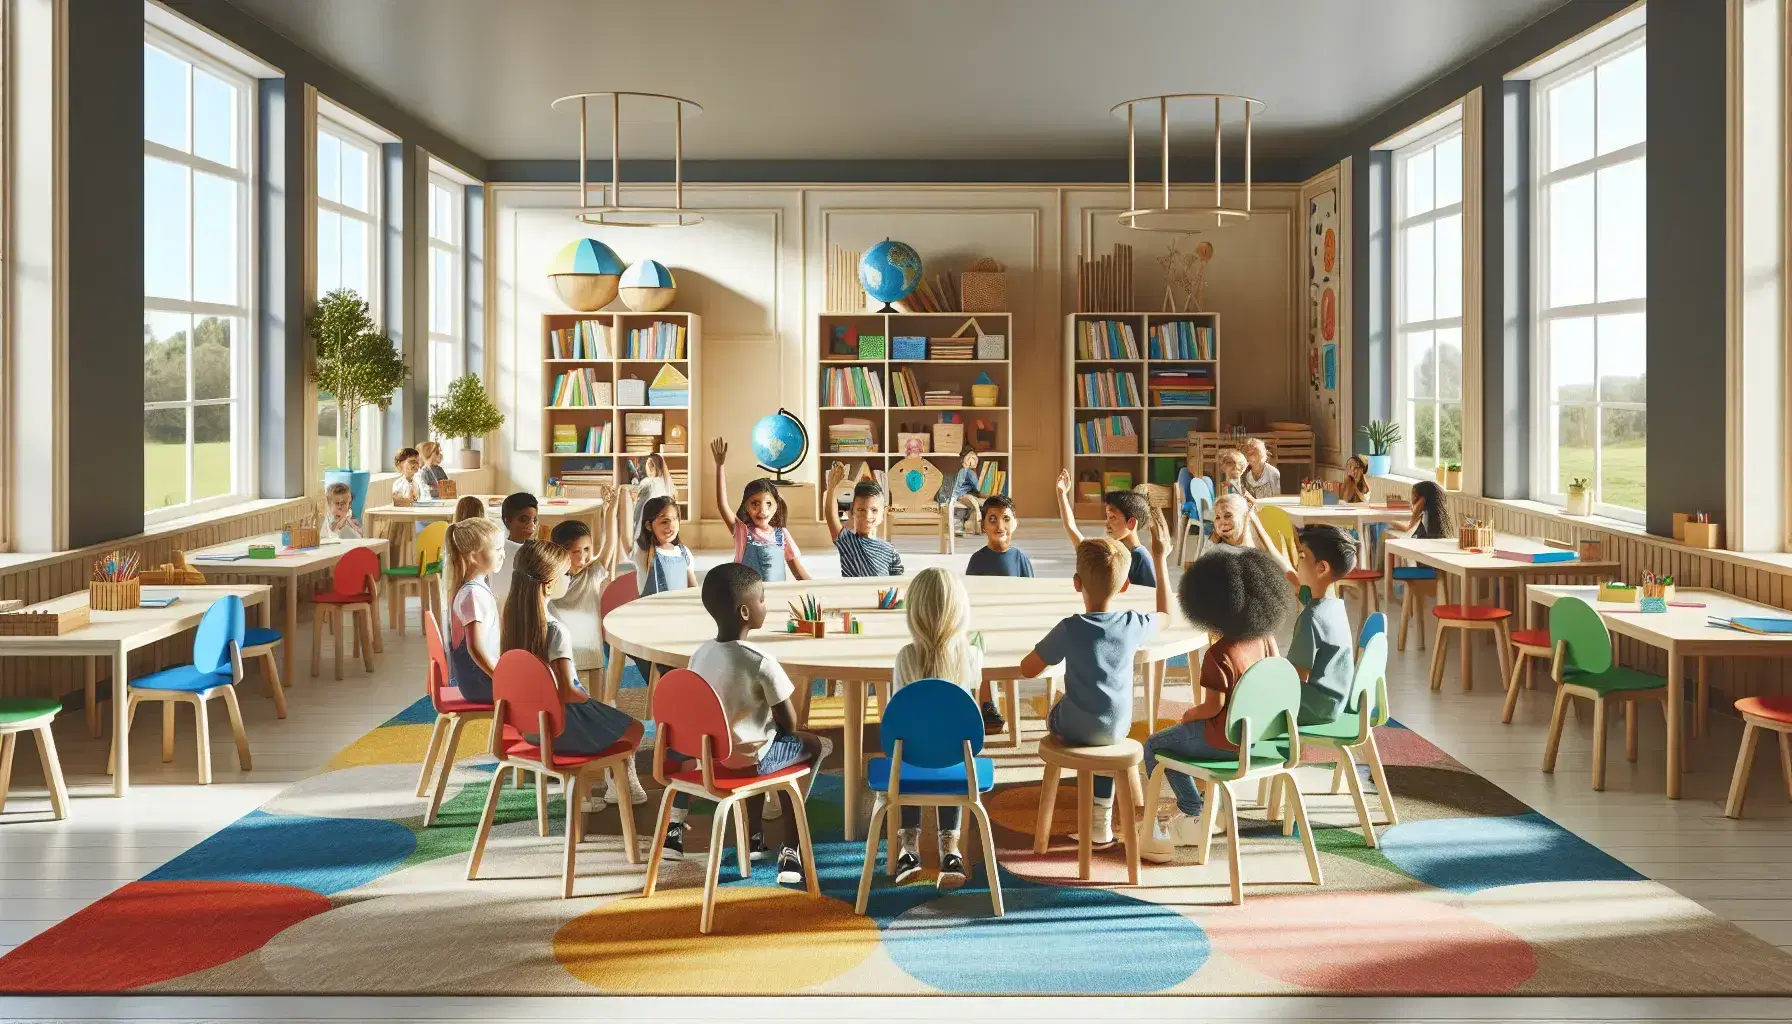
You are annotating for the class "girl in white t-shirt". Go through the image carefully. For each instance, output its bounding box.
[889,567,984,892]
[445,517,504,704]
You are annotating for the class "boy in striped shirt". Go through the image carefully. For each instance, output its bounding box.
[826,463,905,577]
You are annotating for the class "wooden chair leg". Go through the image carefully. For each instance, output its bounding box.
[855,794,889,914]
[162,699,177,763]
[416,714,450,797]
[0,733,15,816]
[1005,679,1021,747]
[1625,700,1639,762]
[613,760,641,865]
[732,799,752,879]
[1493,622,1514,685]
[311,607,326,677]
[1502,647,1527,724]
[1340,746,1376,848]
[425,715,470,827]
[536,768,551,837]
[785,781,821,897]
[1285,779,1323,885]
[699,802,732,934]
[1192,776,1218,865]
[262,651,287,719]
[642,786,678,896]
[1362,730,1398,825]
[1458,624,1471,691]
[1120,766,1143,885]
[1032,763,1061,854]
[193,694,214,785]
[1590,697,1609,792]
[1725,722,1762,817]
[1222,784,1244,905]
[561,774,583,899]
[34,726,70,820]
[1779,730,1792,804]
[334,607,347,681]
[359,609,378,673]
[1428,625,1448,691]
[220,685,252,771]
[465,764,509,879]
[968,801,1004,916]
[1542,688,1571,774]
[1074,771,1093,880]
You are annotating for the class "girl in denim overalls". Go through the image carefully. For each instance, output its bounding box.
[710,437,811,582]
[629,495,696,687]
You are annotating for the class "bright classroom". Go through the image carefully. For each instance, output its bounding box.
[3,2,1792,1022]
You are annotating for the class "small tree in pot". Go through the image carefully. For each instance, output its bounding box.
[1358,419,1402,477]
[309,288,410,516]
[430,372,506,469]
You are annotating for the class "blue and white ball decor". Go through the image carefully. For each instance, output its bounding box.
[619,259,678,312]
[549,238,625,311]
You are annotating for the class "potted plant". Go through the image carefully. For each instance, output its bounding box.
[1434,463,1448,485]
[1566,477,1591,516]
[1359,420,1401,477]
[308,288,411,518]
[1444,460,1462,490]
[430,372,506,470]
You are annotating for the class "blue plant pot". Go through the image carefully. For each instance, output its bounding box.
[323,469,372,520]
[1365,454,1393,477]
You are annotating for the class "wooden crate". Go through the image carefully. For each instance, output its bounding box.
[0,604,90,636]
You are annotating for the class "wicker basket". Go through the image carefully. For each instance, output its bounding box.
[0,604,90,636]
[960,258,1007,312]
[282,526,321,549]
[932,423,964,454]
[1102,435,1140,455]
[88,579,141,611]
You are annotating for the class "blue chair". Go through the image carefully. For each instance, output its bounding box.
[107,595,250,785]
[1356,611,1387,657]
[855,679,1002,916]
[1175,469,1217,563]
[242,625,286,719]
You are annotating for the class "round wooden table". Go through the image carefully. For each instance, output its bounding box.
[603,576,1209,839]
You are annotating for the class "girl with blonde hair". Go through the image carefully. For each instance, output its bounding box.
[1211,493,1294,572]
[1215,449,1248,499]
[889,567,985,891]
[444,517,504,702]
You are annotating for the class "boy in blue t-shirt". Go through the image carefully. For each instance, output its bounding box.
[965,494,1033,732]
[1053,470,1156,588]
[1289,524,1357,725]
[1022,511,1172,846]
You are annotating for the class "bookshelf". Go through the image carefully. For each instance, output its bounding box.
[816,312,1013,520]
[1063,312,1221,505]
[540,311,701,518]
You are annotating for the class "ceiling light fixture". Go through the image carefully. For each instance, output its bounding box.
[1112,93,1265,231]
[550,91,703,228]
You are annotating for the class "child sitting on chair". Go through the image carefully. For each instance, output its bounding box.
[453,495,486,523]
[711,437,810,582]
[1053,470,1158,588]
[417,440,451,493]
[321,482,362,540]
[1240,438,1282,498]
[1338,455,1371,504]
[1291,525,1357,728]
[1215,449,1248,501]
[661,563,832,886]
[964,493,1032,733]
[1021,512,1172,846]
[945,450,984,535]
[490,492,539,610]
[547,520,609,692]
[826,463,905,577]
[390,447,433,503]
[1139,546,1294,862]
[444,517,505,703]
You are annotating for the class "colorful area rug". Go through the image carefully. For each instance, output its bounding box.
[4,672,1792,996]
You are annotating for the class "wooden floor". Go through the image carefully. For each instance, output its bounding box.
[3,523,1791,1021]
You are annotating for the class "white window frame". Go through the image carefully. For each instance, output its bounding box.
[315,114,383,472]
[427,172,463,449]
[1530,26,1648,524]
[143,26,257,524]
[1390,118,1465,479]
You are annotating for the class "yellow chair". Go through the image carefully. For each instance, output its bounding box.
[1255,503,1300,565]
[383,521,448,636]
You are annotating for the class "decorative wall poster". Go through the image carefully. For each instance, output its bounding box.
[1307,187,1341,461]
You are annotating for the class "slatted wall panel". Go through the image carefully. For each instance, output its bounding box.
[0,499,316,699]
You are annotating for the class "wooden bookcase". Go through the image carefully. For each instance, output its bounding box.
[1063,311,1221,510]
[540,311,701,518]
[815,312,1013,520]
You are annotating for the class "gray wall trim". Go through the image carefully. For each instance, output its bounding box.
[486,157,1307,186]
[1357,150,1392,448]
[464,185,486,447]
[257,77,305,499]
[1485,80,1531,500]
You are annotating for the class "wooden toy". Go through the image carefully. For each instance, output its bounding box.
[1597,582,1639,604]
[1458,518,1493,550]
[0,603,90,636]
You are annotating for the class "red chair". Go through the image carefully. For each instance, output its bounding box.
[1725,696,1792,818]
[310,546,382,680]
[1336,567,1383,634]
[597,573,639,704]
[465,650,642,899]
[1501,627,1553,723]
[1428,604,1513,692]
[641,668,821,934]
[415,612,495,825]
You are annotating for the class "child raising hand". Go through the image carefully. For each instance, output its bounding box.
[711,437,809,582]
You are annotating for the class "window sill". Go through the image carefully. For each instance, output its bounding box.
[0,495,311,573]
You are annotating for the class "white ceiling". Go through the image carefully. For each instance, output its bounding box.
[226,0,1568,163]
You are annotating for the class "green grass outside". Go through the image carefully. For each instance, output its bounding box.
[1557,441,1645,513]
[144,441,233,512]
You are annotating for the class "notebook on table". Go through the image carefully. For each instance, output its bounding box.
[1709,616,1792,635]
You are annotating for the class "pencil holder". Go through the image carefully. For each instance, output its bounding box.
[282,527,320,549]
[1640,583,1670,613]
[88,579,141,611]
[789,618,827,638]
[1458,525,1494,550]
[1683,522,1722,549]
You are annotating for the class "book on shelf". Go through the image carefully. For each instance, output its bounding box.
[928,338,976,360]
[1076,319,1141,359]
[552,424,580,453]
[550,368,611,407]
[897,273,957,313]
[548,320,612,360]
[583,423,612,454]
[976,460,1008,496]
[1147,368,1216,407]
[1075,415,1139,454]
[826,417,878,453]
[1148,321,1216,360]
[1076,370,1140,408]
[624,321,688,359]
[923,389,964,407]
[824,365,885,407]
[889,366,923,407]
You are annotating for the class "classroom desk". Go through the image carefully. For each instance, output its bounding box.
[1525,585,1792,799]
[603,576,1209,841]
[186,535,389,685]
[362,495,606,535]
[0,584,271,796]
[1260,498,1410,568]
[1384,534,1619,609]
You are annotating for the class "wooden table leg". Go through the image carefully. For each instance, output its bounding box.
[112,643,131,796]
[1696,655,1710,740]
[1666,644,1683,798]
[85,657,99,738]
[842,680,865,842]
[284,576,300,688]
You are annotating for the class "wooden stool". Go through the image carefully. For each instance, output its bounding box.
[1393,571,1439,651]
[1031,735,1144,884]
[1337,568,1383,635]
[1429,605,1513,692]
[0,698,69,820]
[1501,628,1552,723]
[1725,696,1792,818]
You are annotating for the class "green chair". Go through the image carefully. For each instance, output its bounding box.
[1541,595,1669,791]
[1139,656,1321,905]
[382,520,448,635]
[0,698,69,820]
[1285,633,1398,848]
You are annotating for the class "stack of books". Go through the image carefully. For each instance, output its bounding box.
[897,274,957,313]
[1077,320,1141,359]
[624,321,687,359]
[1148,368,1216,407]
[550,369,611,408]
[667,469,689,501]
[976,459,1008,496]
[826,418,878,453]
[1075,370,1140,407]
[1148,321,1217,359]
[889,366,923,407]
[929,338,976,360]
[824,365,885,407]
[549,320,612,359]
[1074,416,1139,454]
[924,389,963,407]
[624,434,657,455]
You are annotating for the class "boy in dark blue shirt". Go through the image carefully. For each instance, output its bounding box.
[964,493,1033,732]
[1053,470,1156,588]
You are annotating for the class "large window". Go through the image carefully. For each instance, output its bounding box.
[144,31,254,519]
[1391,120,1464,476]
[315,117,381,472]
[1533,29,1647,519]
[427,174,462,431]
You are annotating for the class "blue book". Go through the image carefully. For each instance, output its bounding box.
[139,594,180,609]
[1718,616,1792,635]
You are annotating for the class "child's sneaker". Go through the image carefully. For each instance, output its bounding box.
[1072,798,1116,848]
[936,853,967,891]
[776,846,805,886]
[981,700,1006,734]
[763,795,783,820]
[749,831,771,863]
[661,820,686,862]
[893,850,923,885]
[606,759,649,806]
[1140,811,1204,864]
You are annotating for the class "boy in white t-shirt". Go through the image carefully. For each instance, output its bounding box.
[489,492,539,611]
[665,562,831,886]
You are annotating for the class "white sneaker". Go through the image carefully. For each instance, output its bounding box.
[582,794,609,813]
[763,793,784,820]
[1140,811,1204,864]
[606,761,649,806]
[1071,803,1116,848]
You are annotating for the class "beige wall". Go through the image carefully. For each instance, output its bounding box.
[488,183,1305,520]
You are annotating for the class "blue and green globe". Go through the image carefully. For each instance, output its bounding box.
[751,408,809,481]
[858,238,923,311]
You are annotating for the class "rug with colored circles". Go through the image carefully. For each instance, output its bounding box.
[4,665,1792,996]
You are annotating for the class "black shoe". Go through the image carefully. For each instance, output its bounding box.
[776,846,805,886]
[893,850,924,885]
[749,831,771,862]
[937,853,967,891]
[662,820,685,861]
[981,700,1006,734]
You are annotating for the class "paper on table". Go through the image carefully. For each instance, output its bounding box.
[192,554,249,562]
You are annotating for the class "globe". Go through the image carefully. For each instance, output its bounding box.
[750,408,809,481]
[858,238,923,311]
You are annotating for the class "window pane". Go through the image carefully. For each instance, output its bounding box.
[1405,330,1434,400]
[193,404,233,501]
[1434,212,1462,319]
[431,248,453,333]
[1439,402,1462,463]
[1403,221,1434,322]
[193,316,234,401]
[1434,133,1462,208]
[317,396,340,471]
[1405,147,1434,216]
[316,131,340,204]
[145,407,189,511]
[144,45,188,151]
[193,172,237,306]
[340,217,370,299]
[144,157,191,301]
[192,68,235,168]
[1436,327,1462,401]
[1597,45,1647,155]
[1597,312,1647,403]
[1547,174,1596,307]
[1596,159,1646,302]
[1600,406,1646,511]
[1548,70,1596,170]
[340,141,369,212]
[1558,405,1595,495]
[317,208,341,295]
[1411,401,1437,468]
[430,338,456,399]
[430,183,453,242]
[1550,317,1596,404]
[144,311,189,403]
